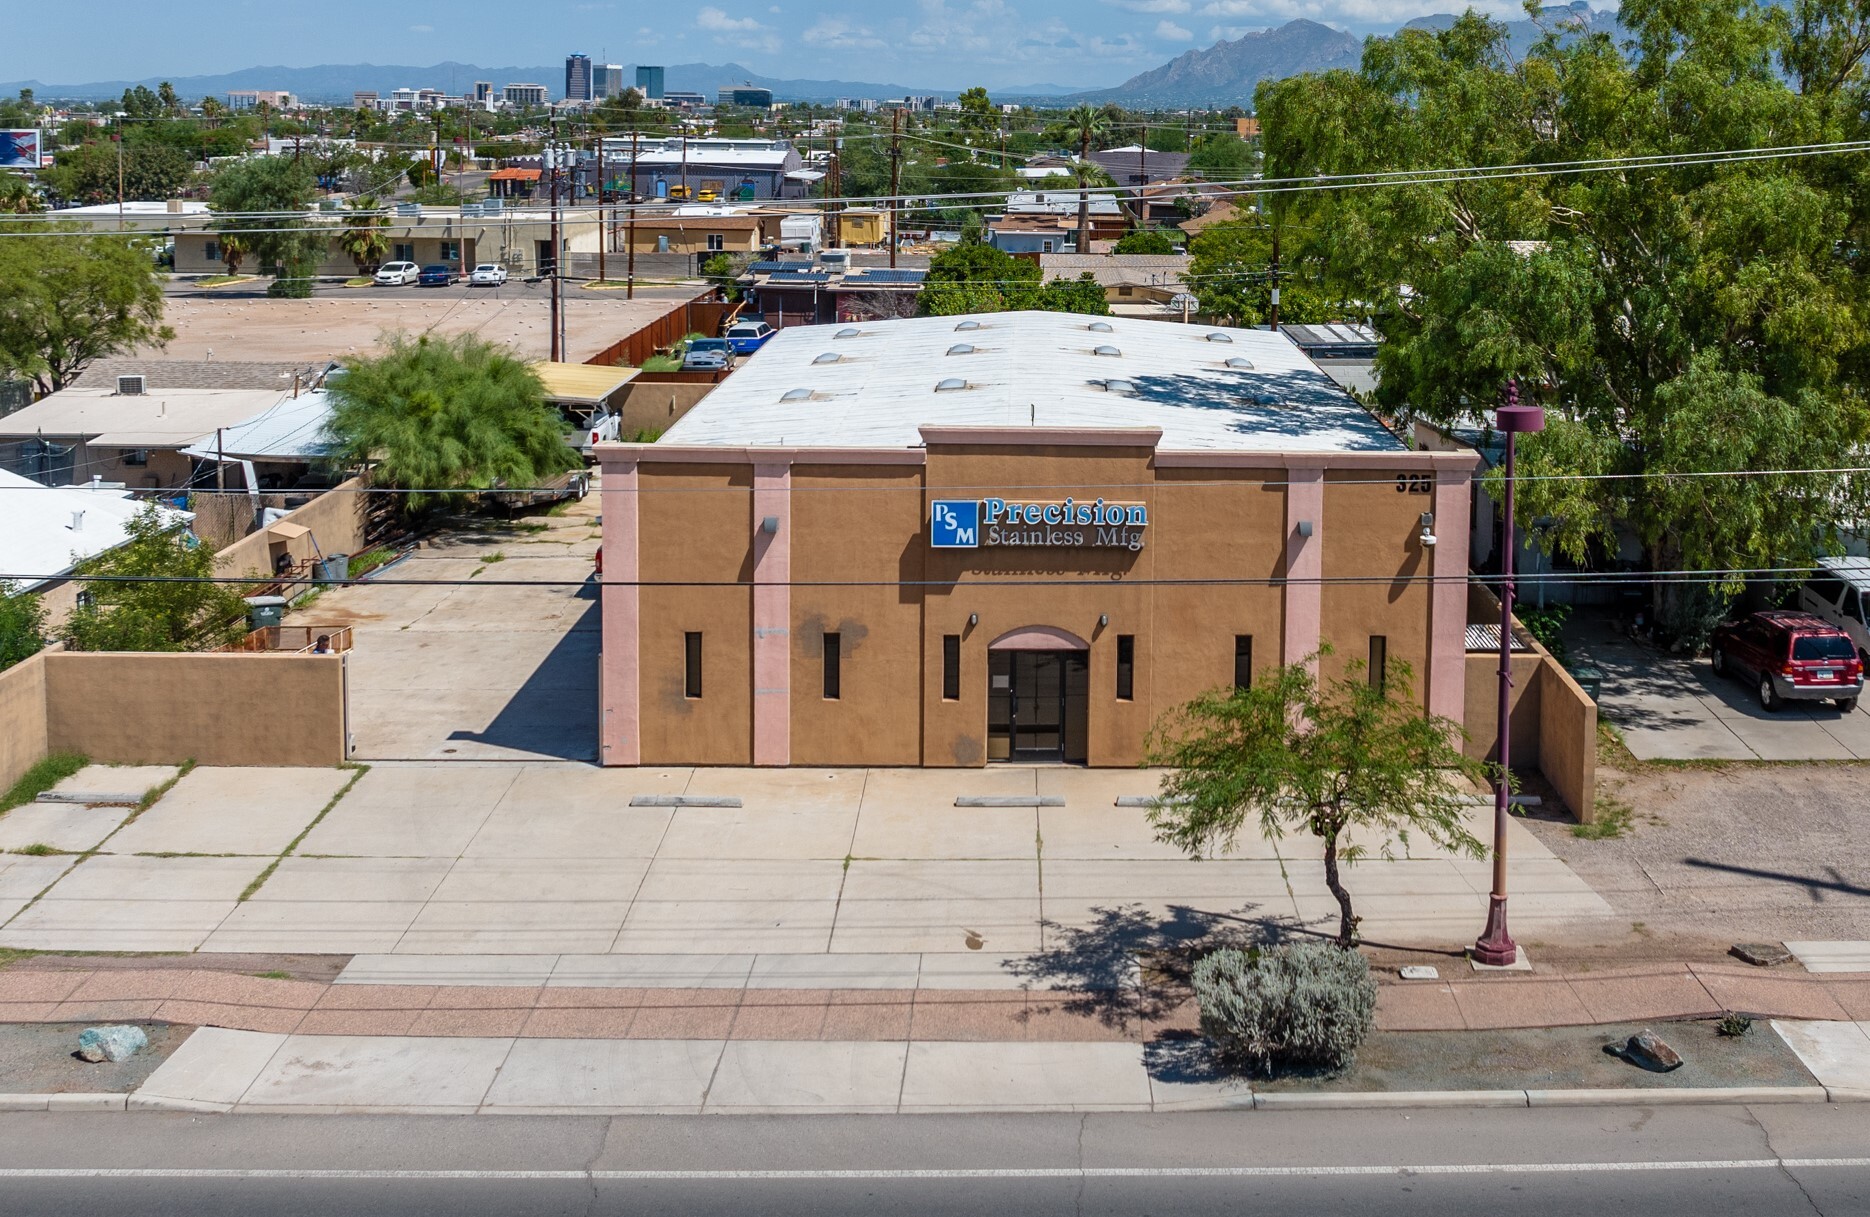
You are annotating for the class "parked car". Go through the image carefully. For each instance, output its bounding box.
[417,264,456,287]
[682,337,735,372]
[373,261,419,286]
[725,320,776,356]
[578,409,621,454]
[1798,557,1870,662]
[1709,610,1863,711]
[468,263,508,286]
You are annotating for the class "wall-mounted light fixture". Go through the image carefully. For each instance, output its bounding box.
[1418,511,1437,547]
[1296,520,1314,538]
[968,613,978,627]
[761,516,780,535]
[1098,614,1109,628]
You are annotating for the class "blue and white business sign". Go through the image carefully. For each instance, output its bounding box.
[930,500,981,548]
[930,496,1147,551]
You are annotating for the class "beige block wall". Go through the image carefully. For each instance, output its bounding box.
[214,478,371,581]
[43,652,347,768]
[1537,659,1598,823]
[0,650,51,792]
[613,381,713,438]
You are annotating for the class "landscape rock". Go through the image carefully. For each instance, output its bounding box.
[1608,1029,1683,1073]
[76,1025,147,1064]
[1730,943,1792,967]
[1399,965,1440,980]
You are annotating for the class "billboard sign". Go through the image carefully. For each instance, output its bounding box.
[0,129,42,170]
[930,497,1148,551]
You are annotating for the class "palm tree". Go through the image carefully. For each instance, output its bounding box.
[218,233,249,275]
[1064,105,1109,254]
[0,175,42,214]
[337,196,389,274]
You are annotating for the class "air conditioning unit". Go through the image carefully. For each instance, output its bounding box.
[116,375,146,396]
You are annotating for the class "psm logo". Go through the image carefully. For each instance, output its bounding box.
[930,500,980,548]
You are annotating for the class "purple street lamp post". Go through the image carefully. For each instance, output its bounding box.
[1473,378,1545,968]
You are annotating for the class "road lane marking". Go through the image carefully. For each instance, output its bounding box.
[0,1160,1867,1181]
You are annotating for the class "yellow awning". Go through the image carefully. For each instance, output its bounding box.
[532,362,640,405]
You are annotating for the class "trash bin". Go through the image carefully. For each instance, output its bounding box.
[1568,664,1604,702]
[244,595,287,630]
[317,553,351,584]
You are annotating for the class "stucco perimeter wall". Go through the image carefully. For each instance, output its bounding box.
[214,478,371,581]
[43,652,348,768]
[614,380,715,438]
[0,650,51,792]
[1462,586,1598,822]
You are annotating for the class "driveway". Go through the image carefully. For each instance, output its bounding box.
[1571,615,1870,761]
[292,498,601,762]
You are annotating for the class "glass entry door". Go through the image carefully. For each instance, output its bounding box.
[988,650,1089,763]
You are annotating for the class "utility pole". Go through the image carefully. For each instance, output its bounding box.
[596,136,607,285]
[680,128,689,200]
[1267,227,1280,331]
[827,137,841,249]
[114,119,124,232]
[547,142,562,362]
[1139,125,1148,229]
[626,124,639,299]
[888,107,902,269]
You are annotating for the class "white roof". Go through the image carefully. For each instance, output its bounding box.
[179,390,337,463]
[0,470,190,591]
[52,201,210,217]
[1819,555,1870,591]
[658,311,1405,453]
[0,388,288,449]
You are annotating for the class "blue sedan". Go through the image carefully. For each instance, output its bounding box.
[417,264,456,286]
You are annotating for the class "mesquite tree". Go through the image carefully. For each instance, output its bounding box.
[1147,656,1489,948]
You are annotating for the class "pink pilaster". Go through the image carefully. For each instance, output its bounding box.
[599,460,641,766]
[1429,467,1473,723]
[1282,466,1325,671]
[752,462,792,766]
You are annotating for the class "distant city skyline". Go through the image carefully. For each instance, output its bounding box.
[0,0,1541,94]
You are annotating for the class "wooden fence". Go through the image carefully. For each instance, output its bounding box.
[585,298,736,368]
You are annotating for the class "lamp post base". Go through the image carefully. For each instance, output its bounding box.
[1471,896,1518,967]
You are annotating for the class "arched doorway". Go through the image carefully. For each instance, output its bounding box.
[987,627,1090,764]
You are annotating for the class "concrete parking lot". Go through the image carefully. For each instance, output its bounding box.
[1573,617,1870,761]
[0,760,1611,959]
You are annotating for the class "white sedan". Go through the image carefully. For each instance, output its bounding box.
[468,263,509,286]
[373,260,419,286]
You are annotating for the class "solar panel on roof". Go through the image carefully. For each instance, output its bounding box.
[768,271,831,284]
[747,261,789,273]
[846,269,925,284]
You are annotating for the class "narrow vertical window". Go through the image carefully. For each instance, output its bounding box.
[1116,635,1135,701]
[1368,635,1388,690]
[1234,635,1253,690]
[684,631,703,699]
[823,632,842,700]
[942,635,961,700]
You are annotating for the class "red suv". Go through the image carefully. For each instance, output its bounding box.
[1710,611,1863,712]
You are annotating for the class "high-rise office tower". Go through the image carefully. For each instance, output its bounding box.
[635,65,665,100]
[565,54,593,102]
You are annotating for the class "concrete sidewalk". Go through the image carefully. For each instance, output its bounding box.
[8,956,1870,1042]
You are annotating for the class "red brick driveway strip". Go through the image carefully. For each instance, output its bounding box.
[5,963,1870,1040]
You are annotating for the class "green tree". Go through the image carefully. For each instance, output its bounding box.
[208,155,318,297]
[1147,656,1488,948]
[1113,228,1178,254]
[701,252,751,301]
[1188,132,1253,177]
[0,582,45,671]
[217,233,250,276]
[44,139,193,204]
[336,196,389,274]
[920,240,1109,316]
[0,175,42,214]
[1256,0,1870,639]
[325,333,579,511]
[156,81,181,116]
[1188,221,1335,326]
[0,227,173,394]
[957,85,997,135]
[62,504,248,653]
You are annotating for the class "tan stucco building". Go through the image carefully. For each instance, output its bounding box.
[596,311,1478,767]
[173,206,602,277]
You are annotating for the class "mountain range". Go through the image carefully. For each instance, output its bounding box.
[0,6,1624,108]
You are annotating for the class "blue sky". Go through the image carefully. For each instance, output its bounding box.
[9,0,1528,89]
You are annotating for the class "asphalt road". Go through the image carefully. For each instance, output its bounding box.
[4,1103,1868,1215]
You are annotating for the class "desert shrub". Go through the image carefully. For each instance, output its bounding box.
[1191,942,1377,1075]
